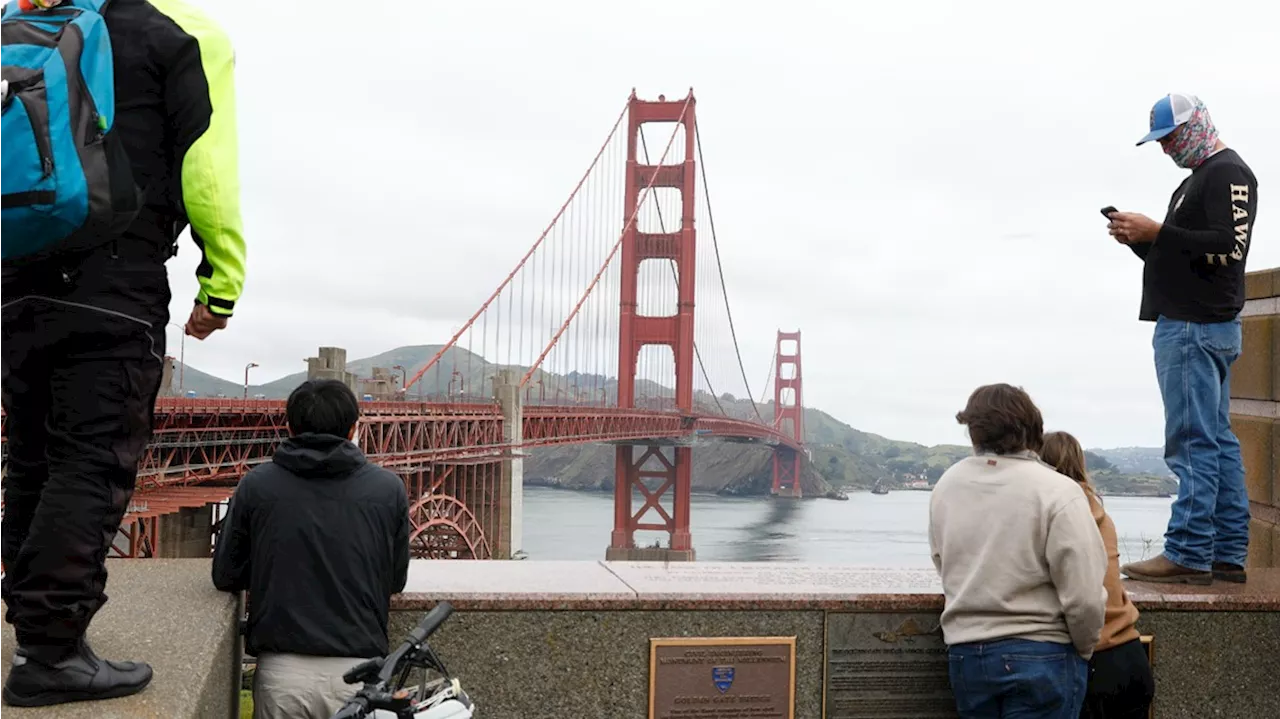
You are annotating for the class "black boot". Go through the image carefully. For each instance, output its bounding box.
[2,639,153,707]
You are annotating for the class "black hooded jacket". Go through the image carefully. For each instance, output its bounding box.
[212,433,410,658]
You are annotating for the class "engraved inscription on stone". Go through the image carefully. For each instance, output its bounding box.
[824,612,958,718]
[650,637,795,719]
[618,563,942,595]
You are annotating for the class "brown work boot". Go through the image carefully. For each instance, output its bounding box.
[1212,562,1247,583]
[1120,555,1212,585]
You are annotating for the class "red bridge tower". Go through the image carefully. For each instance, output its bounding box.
[771,330,804,498]
[608,90,698,561]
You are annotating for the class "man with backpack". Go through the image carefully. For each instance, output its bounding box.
[1,0,245,707]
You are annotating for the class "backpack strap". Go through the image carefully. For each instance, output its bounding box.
[69,0,112,13]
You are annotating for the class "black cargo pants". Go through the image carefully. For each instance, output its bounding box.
[1,238,170,650]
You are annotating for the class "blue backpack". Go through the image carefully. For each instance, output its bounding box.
[1,0,140,263]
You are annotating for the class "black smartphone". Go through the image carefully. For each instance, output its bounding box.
[1100,206,1118,219]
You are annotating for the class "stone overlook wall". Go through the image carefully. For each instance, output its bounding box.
[0,561,241,719]
[1236,267,1280,568]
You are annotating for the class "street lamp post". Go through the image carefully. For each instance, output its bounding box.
[244,362,259,399]
[168,322,186,393]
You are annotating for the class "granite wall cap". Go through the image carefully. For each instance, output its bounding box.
[1123,569,1280,610]
[393,561,950,611]
[0,559,240,719]
[392,560,1280,613]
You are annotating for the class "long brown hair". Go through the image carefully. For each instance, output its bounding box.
[1040,431,1100,503]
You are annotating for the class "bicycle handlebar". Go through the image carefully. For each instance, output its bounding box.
[406,601,453,647]
[332,602,456,719]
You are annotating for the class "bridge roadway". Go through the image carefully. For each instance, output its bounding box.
[0,397,801,558]
[0,397,799,489]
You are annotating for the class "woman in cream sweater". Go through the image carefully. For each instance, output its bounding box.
[1041,431,1156,719]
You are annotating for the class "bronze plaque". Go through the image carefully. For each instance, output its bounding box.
[824,612,957,718]
[649,636,796,719]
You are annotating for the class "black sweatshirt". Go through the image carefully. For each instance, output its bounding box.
[1130,148,1259,323]
[212,434,410,659]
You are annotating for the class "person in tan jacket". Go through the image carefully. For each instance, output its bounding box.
[1041,432,1155,719]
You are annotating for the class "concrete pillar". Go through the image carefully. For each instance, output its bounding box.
[1233,267,1280,568]
[156,504,214,558]
[492,369,524,559]
[159,357,175,397]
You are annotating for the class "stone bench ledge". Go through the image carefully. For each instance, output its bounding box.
[389,560,1280,612]
[1,559,240,719]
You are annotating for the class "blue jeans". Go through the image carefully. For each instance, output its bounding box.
[947,638,1087,718]
[1153,315,1250,571]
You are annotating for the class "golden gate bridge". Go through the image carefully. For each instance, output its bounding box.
[0,90,808,562]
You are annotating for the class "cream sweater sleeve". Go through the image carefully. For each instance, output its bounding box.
[1045,493,1109,659]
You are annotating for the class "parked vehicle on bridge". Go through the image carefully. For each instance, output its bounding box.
[331,602,474,719]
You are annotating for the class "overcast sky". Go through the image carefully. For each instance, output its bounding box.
[169,0,1279,450]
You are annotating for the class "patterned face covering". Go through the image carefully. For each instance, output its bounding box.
[1163,98,1219,169]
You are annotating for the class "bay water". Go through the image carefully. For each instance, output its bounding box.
[522,486,1174,567]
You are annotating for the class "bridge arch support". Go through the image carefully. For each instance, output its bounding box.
[408,493,493,560]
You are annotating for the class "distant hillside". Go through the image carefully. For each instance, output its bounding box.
[170,345,487,399]
[169,344,689,404]
[1091,446,1174,478]
[176,346,1174,497]
[167,364,243,398]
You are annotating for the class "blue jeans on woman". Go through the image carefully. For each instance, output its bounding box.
[1153,316,1250,571]
[948,638,1088,718]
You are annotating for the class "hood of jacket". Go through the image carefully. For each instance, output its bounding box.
[272,433,367,479]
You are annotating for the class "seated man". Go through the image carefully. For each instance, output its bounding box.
[929,384,1108,718]
[212,379,410,719]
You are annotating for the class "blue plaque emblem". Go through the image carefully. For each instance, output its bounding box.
[712,665,734,693]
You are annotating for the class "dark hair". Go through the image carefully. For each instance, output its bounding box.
[286,379,360,437]
[955,383,1044,455]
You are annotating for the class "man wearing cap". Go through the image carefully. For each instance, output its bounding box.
[1107,93,1259,585]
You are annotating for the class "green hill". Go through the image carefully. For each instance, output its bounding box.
[171,344,681,403]
[174,346,1174,498]
[168,363,253,398]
